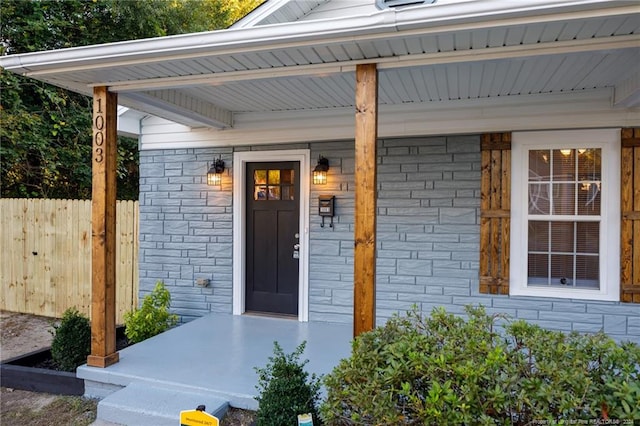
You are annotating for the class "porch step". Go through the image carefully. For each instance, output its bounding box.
[97,381,229,426]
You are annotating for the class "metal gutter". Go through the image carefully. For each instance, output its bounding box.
[0,0,635,76]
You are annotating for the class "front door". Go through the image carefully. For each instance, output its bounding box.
[245,162,300,316]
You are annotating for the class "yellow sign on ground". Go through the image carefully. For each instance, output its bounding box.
[179,409,219,426]
[298,413,314,426]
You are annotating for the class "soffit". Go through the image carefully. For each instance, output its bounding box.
[37,13,638,88]
[232,0,332,28]
[252,0,331,26]
[169,48,637,113]
[3,2,639,128]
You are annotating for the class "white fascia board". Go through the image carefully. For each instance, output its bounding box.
[614,70,640,108]
[117,107,145,138]
[1,1,635,77]
[117,120,141,139]
[122,91,232,129]
[0,11,396,74]
[139,89,640,150]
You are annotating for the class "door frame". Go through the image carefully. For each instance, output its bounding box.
[232,149,311,321]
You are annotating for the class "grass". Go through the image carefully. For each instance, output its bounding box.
[1,395,97,426]
[1,389,256,426]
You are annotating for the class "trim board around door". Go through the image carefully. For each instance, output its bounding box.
[232,149,311,321]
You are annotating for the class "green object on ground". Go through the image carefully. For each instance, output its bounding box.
[51,307,91,372]
[124,281,178,344]
[322,305,640,424]
[255,341,322,426]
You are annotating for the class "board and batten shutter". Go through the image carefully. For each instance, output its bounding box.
[479,133,511,294]
[621,128,640,303]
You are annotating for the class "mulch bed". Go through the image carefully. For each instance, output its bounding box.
[30,332,130,371]
[0,328,132,395]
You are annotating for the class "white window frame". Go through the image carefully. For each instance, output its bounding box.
[511,129,620,301]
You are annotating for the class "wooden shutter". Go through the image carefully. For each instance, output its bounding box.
[480,133,511,294]
[621,128,640,303]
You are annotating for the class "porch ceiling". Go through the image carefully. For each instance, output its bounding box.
[2,1,639,129]
[163,49,638,113]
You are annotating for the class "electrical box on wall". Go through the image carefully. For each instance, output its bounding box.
[318,195,335,227]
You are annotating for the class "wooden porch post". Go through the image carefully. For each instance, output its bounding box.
[87,86,119,368]
[353,63,378,337]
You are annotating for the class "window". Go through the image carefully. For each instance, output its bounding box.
[511,129,620,301]
[253,168,295,201]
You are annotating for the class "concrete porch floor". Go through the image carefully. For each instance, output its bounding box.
[78,313,352,425]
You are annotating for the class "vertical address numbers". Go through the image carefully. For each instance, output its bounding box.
[94,97,104,164]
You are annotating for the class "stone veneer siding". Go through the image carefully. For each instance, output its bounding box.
[138,136,640,342]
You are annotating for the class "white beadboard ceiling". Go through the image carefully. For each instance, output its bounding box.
[2,1,639,129]
[170,49,636,113]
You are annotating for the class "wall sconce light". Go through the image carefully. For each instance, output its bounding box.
[207,156,225,186]
[313,156,329,185]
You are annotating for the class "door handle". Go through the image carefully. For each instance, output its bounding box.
[293,243,300,250]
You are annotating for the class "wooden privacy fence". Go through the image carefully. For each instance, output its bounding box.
[0,198,138,323]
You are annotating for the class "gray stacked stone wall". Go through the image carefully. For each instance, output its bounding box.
[139,148,234,322]
[308,136,482,323]
[309,141,356,322]
[138,136,640,341]
[308,135,640,342]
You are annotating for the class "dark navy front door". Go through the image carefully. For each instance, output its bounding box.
[245,162,300,316]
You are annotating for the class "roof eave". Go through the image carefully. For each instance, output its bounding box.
[231,0,292,28]
[1,0,635,77]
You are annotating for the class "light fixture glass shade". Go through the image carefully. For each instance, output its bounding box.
[313,156,329,185]
[207,170,222,186]
[313,170,327,185]
[207,158,225,186]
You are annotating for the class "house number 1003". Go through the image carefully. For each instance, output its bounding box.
[94,98,104,164]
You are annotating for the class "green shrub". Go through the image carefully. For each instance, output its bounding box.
[321,306,640,425]
[123,281,178,344]
[255,341,322,426]
[51,307,91,372]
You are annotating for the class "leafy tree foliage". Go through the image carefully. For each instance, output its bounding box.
[1,0,262,199]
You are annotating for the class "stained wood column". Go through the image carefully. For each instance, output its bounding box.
[621,128,640,303]
[87,86,119,368]
[353,63,378,337]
